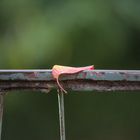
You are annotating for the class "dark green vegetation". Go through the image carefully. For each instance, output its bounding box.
[0,0,140,140]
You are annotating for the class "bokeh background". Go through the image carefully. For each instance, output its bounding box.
[0,0,140,140]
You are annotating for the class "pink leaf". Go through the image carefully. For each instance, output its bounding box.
[52,65,94,93]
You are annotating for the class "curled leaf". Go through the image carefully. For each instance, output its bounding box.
[52,65,94,93]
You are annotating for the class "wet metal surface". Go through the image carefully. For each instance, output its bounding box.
[0,70,140,92]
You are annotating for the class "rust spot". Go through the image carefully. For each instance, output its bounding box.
[100,72,105,75]
[119,72,125,75]
[82,72,87,79]
[92,71,103,77]
[134,75,139,80]
[25,72,38,78]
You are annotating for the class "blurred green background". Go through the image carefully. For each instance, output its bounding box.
[0,0,140,140]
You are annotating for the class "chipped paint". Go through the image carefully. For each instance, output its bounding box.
[0,70,140,92]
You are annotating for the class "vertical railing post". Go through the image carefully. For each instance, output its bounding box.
[58,93,66,140]
[0,94,4,140]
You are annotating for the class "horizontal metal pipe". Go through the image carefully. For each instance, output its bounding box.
[0,70,140,92]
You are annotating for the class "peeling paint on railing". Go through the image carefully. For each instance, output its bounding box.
[0,70,139,92]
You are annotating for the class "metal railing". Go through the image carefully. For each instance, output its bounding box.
[0,69,140,140]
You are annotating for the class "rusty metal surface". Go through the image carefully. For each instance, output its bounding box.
[0,70,140,92]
